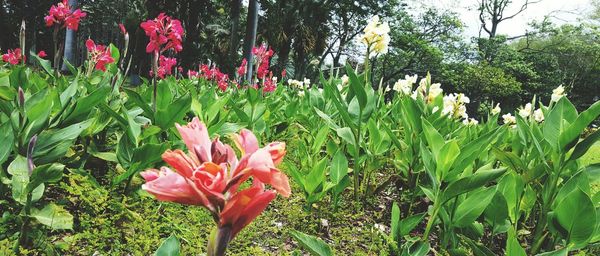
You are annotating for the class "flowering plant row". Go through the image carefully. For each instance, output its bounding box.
[1,4,600,255]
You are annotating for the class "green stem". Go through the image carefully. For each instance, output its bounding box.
[353,107,363,201]
[152,51,159,113]
[14,192,33,253]
[422,202,440,242]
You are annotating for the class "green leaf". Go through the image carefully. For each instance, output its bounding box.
[554,188,596,248]
[560,101,600,151]
[26,163,64,193]
[289,230,332,256]
[453,187,497,227]
[484,193,510,235]
[391,202,400,242]
[63,85,110,124]
[25,88,53,122]
[543,97,577,150]
[124,88,154,118]
[535,248,568,256]
[0,122,14,164]
[436,140,460,180]
[312,126,330,154]
[506,227,526,256]
[330,151,348,184]
[305,158,328,194]
[336,127,356,147]
[33,120,93,164]
[568,121,600,161]
[109,44,120,64]
[30,203,73,230]
[30,52,54,77]
[400,213,425,237]
[441,168,506,203]
[421,119,444,157]
[154,234,180,256]
[0,85,15,100]
[156,94,191,130]
[345,64,366,110]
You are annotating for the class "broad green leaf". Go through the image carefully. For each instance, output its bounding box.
[336,127,355,147]
[33,120,93,164]
[26,163,64,193]
[345,64,366,109]
[305,158,328,194]
[156,94,191,130]
[30,52,54,77]
[568,124,600,161]
[400,213,425,237]
[554,188,596,248]
[30,203,73,230]
[0,85,15,100]
[63,85,110,124]
[441,168,506,203]
[436,140,460,180]
[560,101,600,151]
[506,227,526,256]
[391,202,400,242]
[453,187,496,227]
[312,126,330,154]
[330,151,348,184]
[154,234,180,256]
[289,230,332,256]
[421,119,444,157]
[0,122,14,164]
[484,193,510,235]
[535,248,568,256]
[124,88,154,118]
[543,97,577,150]
[24,88,53,122]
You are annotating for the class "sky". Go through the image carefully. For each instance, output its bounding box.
[413,0,592,38]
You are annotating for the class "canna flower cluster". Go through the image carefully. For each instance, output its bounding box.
[442,93,469,120]
[2,48,23,65]
[85,39,114,72]
[412,75,443,103]
[140,13,184,54]
[360,15,390,56]
[237,58,247,78]
[491,103,501,115]
[150,55,177,79]
[200,64,230,92]
[393,74,418,95]
[503,113,516,125]
[44,0,86,31]
[38,51,48,58]
[551,85,566,102]
[141,118,290,254]
[252,44,274,79]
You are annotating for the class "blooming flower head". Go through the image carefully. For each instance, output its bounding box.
[341,75,349,86]
[252,44,274,79]
[393,75,418,95]
[462,118,479,126]
[413,76,443,103]
[518,103,532,118]
[551,85,566,102]
[37,51,47,58]
[119,23,127,35]
[187,70,199,79]
[533,108,544,122]
[442,93,469,119]
[44,0,86,31]
[140,13,184,54]
[237,58,247,78]
[141,118,290,240]
[287,79,304,89]
[263,73,278,93]
[2,48,23,65]
[85,39,115,71]
[360,15,390,56]
[303,78,311,88]
[502,113,516,125]
[149,55,177,79]
[491,103,501,115]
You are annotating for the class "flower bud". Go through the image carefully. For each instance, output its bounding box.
[18,87,25,107]
[27,135,37,176]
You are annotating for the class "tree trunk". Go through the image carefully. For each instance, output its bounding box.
[242,0,259,81]
[62,0,77,71]
[227,0,242,73]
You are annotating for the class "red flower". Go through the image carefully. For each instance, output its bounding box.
[150,55,177,79]
[263,72,277,93]
[118,23,127,35]
[85,39,114,71]
[187,70,199,79]
[37,51,48,58]
[237,58,247,77]
[140,13,184,54]
[252,44,274,79]
[45,0,86,31]
[2,48,23,65]
[141,118,290,243]
[281,69,287,78]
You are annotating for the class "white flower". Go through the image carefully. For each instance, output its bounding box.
[429,83,443,100]
[337,83,344,91]
[287,79,304,88]
[318,88,323,93]
[503,113,516,125]
[462,118,479,126]
[533,109,544,122]
[303,78,311,87]
[393,80,412,95]
[405,74,418,85]
[519,103,532,118]
[298,90,305,97]
[341,75,349,86]
[442,93,469,119]
[442,94,456,116]
[551,85,566,102]
[491,103,501,115]
[432,106,440,113]
[360,15,390,56]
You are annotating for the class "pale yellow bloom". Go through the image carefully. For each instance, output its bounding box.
[551,85,566,102]
[533,109,544,122]
[360,15,390,56]
[491,103,501,115]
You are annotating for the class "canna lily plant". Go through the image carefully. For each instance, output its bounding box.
[140,117,290,256]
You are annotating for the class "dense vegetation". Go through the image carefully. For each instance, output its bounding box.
[1,0,600,255]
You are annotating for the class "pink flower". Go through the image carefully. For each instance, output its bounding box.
[252,44,274,79]
[2,48,23,65]
[45,0,86,31]
[118,23,127,35]
[37,51,47,58]
[237,58,247,77]
[150,55,177,79]
[140,13,184,54]
[86,39,115,71]
[281,69,287,78]
[141,117,290,242]
[187,70,199,79]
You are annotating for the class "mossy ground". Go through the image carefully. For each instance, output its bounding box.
[1,165,391,255]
